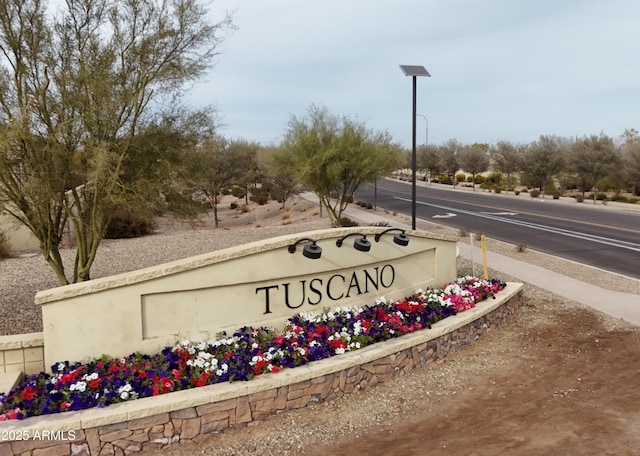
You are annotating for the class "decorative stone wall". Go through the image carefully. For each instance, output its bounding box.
[0,286,522,456]
[0,333,45,375]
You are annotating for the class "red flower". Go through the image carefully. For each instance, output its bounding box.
[331,339,347,350]
[161,378,174,393]
[20,386,37,401]
[89,379,100,389]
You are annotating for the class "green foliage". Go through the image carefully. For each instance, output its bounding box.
[519,136,565,192]
[456,173,467,183]
[231,187,247,199]
[283,105,402,226]
[184,137,253,228]
[339,217,359,227]
[0,0,233,285]
[588,192,608,201]
[529,190,541,198]
[458,144,490,190]
[258,145,302,210]
[249,187,270,205]
[104,208,157,239]
[568,134,619,198]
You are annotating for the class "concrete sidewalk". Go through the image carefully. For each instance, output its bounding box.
[302,193,640,327]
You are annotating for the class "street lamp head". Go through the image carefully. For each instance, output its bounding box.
[399,65,431,77]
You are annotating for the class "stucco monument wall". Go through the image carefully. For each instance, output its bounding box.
[35,227,457,370]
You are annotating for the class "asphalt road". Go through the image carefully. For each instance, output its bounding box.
[355,179,640,279]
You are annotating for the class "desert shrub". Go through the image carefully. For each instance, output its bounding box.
[552,191,561,200]
[588,192,608,201]
[574,194,584,203]
[611,195,628,203]
[231,187,246,199]
[249,187,270,205]
[628,197,639,204]
[474,175,486,184]
[229,202,238,210]
[514,190,520,195]
[339,217,359,227]
[366,202,373,209]
[105,207,157,239]
[529,190,540,198]
[456,173,467,183]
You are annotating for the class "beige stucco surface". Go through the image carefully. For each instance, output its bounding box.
[0,212,39,252]
[36,227,457,369]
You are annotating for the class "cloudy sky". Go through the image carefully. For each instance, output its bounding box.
[188,0,640,148]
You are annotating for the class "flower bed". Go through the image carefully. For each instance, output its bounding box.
[0,276,506,422]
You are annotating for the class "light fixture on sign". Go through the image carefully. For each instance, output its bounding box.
[374,228,410,246]
[336,233,372,252]
[287,237,322,259]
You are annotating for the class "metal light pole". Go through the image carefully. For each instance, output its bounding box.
[399,65,431,230]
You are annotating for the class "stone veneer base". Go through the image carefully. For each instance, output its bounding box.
[0,283,523,456]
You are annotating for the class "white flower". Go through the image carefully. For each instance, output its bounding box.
[70,381,87,392]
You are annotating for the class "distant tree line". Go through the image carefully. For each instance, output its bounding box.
[415,129,640,203]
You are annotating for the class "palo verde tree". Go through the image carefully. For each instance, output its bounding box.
[0,0,232,285]
[185,136,243,229]
[259,145,302,211]
[284,105,402,227]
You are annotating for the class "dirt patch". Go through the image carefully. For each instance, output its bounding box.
[304,306,640,456]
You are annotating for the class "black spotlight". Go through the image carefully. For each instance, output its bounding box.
[336,232,371,252]
[374,228,410,246]
[288,238,322,259]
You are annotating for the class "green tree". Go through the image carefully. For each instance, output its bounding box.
[417,144,441,184]
[490,141,522,193]
[229,140,261,205]
[0,0,232,285]
[259,145,302,211]
[620,129,640,195]
[458,143,490,191]
[284,105,402,226]
[568,134,619,202]
[438,139,461,186]
[520,136,566,196]
[186,136,242,228]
